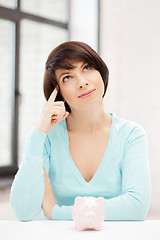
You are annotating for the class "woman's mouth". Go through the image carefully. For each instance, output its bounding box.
[78,89,96,98]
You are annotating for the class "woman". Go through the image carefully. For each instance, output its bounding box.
[10,41,151,221]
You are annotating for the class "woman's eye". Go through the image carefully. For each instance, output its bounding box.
[63,75,70,82]
[83,65,91,71]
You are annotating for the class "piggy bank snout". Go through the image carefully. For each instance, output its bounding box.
[84,211,95,219]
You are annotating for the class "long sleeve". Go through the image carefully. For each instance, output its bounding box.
[104,124,152,220]
[10,127,50,221]
[48,124,151,221]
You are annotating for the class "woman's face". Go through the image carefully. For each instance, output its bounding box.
[55,60,104,111]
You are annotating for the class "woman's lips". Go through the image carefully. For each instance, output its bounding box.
[78,89,96,98]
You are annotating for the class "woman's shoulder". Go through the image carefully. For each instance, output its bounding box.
[112,112,147,138]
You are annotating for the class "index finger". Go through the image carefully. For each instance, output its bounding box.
[48,86,59,103]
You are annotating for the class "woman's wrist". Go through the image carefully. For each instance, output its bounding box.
[44,201,56,219]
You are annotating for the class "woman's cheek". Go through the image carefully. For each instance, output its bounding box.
[62,89,73,103]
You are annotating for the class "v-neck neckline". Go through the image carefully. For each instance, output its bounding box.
[63,112,115,185]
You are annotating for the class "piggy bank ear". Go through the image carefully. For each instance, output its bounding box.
[74,196,83,204]
[97,197,105,204]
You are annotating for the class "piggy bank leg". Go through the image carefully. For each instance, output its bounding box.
[94,224,102,231]
[76,223,85,231]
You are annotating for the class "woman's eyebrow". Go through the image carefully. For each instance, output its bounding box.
[58,62,87,79]
[59,71,70,79]
[81,62,87,68]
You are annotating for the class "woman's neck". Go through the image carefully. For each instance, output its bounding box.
[66,102,110,135]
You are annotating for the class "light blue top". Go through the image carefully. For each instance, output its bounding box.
[10,112,151,221]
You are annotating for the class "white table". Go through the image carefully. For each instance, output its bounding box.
[1,220,160,240]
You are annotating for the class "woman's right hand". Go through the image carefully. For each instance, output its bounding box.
[35,87,69,133]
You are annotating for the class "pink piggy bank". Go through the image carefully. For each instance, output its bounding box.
[72,196,105,231]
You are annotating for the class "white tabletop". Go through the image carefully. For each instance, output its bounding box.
[1,220,160,240]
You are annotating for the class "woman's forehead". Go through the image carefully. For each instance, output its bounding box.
[55,60,87,80]
[55,60,86,73]
[64,58,85,65]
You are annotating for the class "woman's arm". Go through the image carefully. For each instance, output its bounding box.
[103,124,152,220]
[10,127,50,221]
[46,125,151,221]
[42,168,56,219]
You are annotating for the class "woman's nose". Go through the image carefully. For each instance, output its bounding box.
[79,82,89,88]
[77,74,89,88]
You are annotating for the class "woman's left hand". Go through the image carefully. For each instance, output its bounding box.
[42,168,56,219]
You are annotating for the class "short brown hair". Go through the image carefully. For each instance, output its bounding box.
[43,41,109,113]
